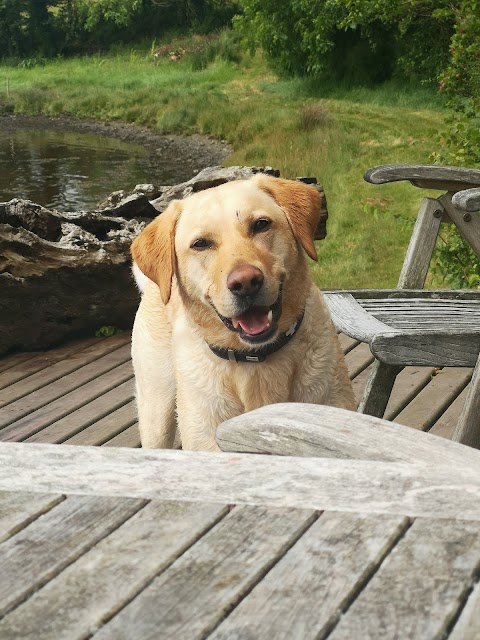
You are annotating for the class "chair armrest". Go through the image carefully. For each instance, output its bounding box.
[364,164,480,192]
[452,187,480,212]
[215,403,480,468]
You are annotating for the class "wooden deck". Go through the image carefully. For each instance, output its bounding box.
[0,330,472,446]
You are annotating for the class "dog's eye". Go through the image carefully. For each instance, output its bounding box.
[252,218,271,233]
[191,238,211,251]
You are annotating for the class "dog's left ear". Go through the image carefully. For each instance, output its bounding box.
[253,174,321,261]
[131,200,182,304]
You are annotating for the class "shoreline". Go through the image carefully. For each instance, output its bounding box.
[0,114,232,175]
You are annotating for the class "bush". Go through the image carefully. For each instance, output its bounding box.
[431,1,480,289]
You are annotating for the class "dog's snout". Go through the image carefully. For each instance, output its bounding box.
[227,264,264,297]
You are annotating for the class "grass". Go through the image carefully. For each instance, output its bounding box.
[0,40,446,289]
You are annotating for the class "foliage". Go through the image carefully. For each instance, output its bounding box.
[235,0,454,84]
[430,227,480,289]
[0,0,240,59]
[430,1,480,289]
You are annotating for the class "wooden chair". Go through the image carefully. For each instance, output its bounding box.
[323,164,480,449]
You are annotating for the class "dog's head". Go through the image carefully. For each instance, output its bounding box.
[132,175,321,347]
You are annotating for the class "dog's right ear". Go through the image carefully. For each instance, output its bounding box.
[131,200,182,305]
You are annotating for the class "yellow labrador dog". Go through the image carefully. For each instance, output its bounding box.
[131,175,355,450]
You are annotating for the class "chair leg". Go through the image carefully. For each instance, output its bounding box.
[452,356,480,449]
[358,361,403,418]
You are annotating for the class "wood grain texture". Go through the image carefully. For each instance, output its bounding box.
[344,342,375,380]
[371,331,480,367]
[1,443,480,520]
[0,490,63,543]
[452,186,480,212]
[449,580,480,640]
[211,511,408,640]
[328,517,480,640]
[103,423,141,448]
[0,333,128,409]
[0,359,133,441]
[357,360,402,417]
[324,293,394,342]
[394,367,472,431]
[429,385,468,439]
[0,352,39,375]
[364,164,480,191]
[25,380,134,444]
[0,494,145,617]
[383,366,436,421]
[397,197,443,289]
[0,501,228,640]
[94,505,317,640]
[0,337,102,391]
[453,354,480,447]
[64,399,136,446]
[215,403,479,466]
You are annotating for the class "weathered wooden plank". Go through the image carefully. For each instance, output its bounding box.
[94,505,317,640]
[0,359,133,441]
[330,289,480,301]
[328,517,480,640]
[452,354,480,448]
[357,361,402,417]
[211,511,408,640]
[103,423,141,448]
[0,336,102,391]
[394,367,472,431]
[449,580,480,640]
[324,293,393,342]
[0,352,40,375]
[364,163,480,191]
[0,490,63,543]
[344,342,375,379]
[351,364,371,403]
[0,500,228,640]
[383,366,436,421]
[429,385,469,439]
[452,186,480,212]
[397,197,443,289]
[337,333,360,355]
[0,333,129,408]
[0,494,145,617]
[1,443,480,520]
[25,378,134,444]
[371,332,480,367]
[65,400,137,446]
[215,403,480,467]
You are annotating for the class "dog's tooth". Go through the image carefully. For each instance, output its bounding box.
[267,310,273,324]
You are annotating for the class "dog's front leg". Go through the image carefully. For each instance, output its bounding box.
[132,316,177,449]
[175,383,227,452]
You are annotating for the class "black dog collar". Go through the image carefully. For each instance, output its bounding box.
[208,312,304,363]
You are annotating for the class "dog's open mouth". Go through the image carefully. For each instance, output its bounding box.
[213,287,283,344]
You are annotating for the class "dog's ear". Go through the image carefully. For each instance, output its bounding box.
[131,200,182,304]
[253,174,321,260]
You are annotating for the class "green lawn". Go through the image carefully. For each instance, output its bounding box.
[0,46,446,289]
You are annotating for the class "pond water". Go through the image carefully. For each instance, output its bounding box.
[0,128,207,211]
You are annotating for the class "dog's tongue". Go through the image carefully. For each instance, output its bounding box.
[232,307,271,336]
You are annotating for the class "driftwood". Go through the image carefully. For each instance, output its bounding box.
[0,166,328,354]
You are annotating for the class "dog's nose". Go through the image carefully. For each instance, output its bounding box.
[227,265,264,297]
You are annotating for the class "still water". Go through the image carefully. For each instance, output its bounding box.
[0,128,199,211]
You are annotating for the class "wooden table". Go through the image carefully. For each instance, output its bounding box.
[0,435,480,640]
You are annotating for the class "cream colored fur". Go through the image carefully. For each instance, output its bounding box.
[131,175,355,451]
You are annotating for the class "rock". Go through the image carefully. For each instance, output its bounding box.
[0,166,328,354]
